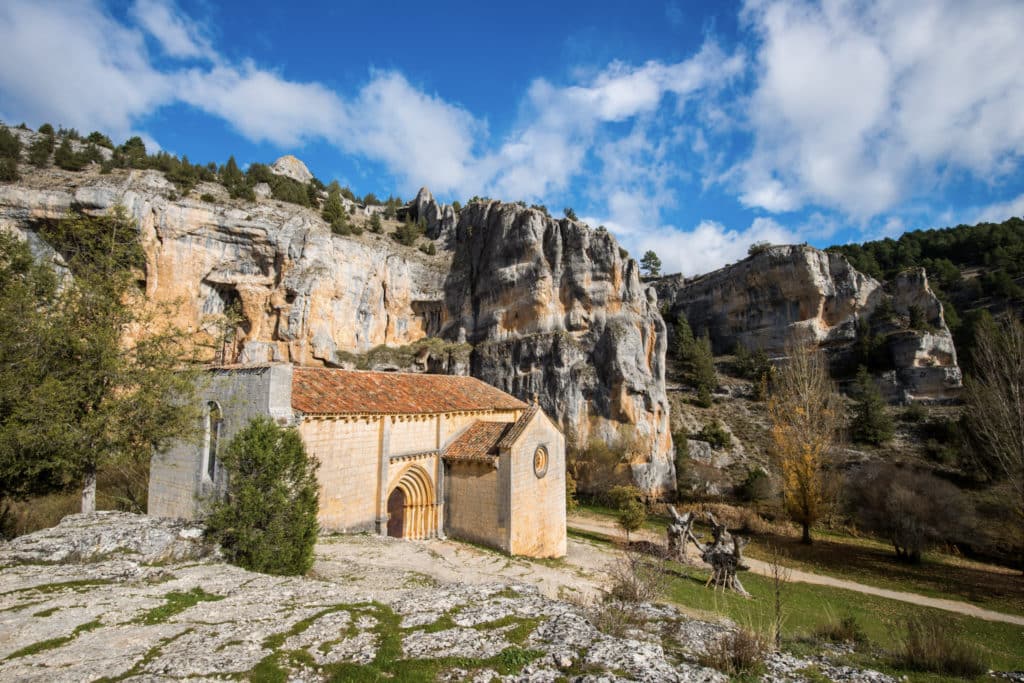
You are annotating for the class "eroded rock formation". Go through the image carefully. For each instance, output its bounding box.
[0,170,674,495]
[655,244,962,400]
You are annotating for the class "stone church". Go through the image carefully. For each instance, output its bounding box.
[148,364,567,558]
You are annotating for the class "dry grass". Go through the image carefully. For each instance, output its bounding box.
[1,460,149,539]
[606,547,669,604]
[699,627,768,677]
[813,614,866,645]
[892,617,987,677]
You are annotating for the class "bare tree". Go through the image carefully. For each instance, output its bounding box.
[767,340,841,544]
[963,316,1024,568]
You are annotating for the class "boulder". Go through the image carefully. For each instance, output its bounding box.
[270,155,313,183]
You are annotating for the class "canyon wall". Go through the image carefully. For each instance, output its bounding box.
[655,245,961,400]
[0,169,675,495]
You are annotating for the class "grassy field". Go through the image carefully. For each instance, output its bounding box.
[574,503,1024,617]
[569,508,1024,676]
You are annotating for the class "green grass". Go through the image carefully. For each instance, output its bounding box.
[4,619,102,660]
[569,512,1024,675]
[135,587,224,625]
[0,579,112,597]
[575,503,1024,618]
[252,600,544,681]
[744,529,1024,617]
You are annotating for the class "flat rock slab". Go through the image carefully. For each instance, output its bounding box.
[0,513,897,682]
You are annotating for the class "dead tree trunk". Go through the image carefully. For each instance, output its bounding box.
[666,506,751,597]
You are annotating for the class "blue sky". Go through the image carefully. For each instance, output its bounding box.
[1,0,1023,275]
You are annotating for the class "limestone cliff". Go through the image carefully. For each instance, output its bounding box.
[655,244,961,400]
[442,201,672,494]
[0,168,674,495]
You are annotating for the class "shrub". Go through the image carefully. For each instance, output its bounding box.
[392,218,423,247]
[205,416,319,575]
[0,127,21,159]
[892,617,986,677]
[419,242,436,255]
[845,463,970,562]
[814,614,866,645]
[606,549,666,603]
[700,628,768,677]
[200,193,216,203]
[696,420,731,449]
[737,467,773,504]
[38,123,54,136]
[747,240,772,256]
[901,402,927,423]
[0,158,18,182]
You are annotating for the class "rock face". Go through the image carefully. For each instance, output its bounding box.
[269,154,313,183]
[656,245,961,400]
[0,172,674,495]
[442,202,673,493]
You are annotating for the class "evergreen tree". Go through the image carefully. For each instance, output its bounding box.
[675,315,716,405]
[28,134,53,168]
[205,416,319,575]
[850,366,894,445]
[0,127,21,160]
[563,207,578,221]
[0,159,18,182]
[54,137,84,171]
[0,209,200,511]
[120,136,148,168]
[640,250,662,277]
[322,184,346,227]
[368,212,383,233]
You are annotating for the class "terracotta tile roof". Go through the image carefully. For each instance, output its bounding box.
[291,368,527,415]
[497,404,540,449]
[442,421,513,461]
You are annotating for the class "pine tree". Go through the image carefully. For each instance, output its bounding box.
[850,366,894,445]
[675,315,716,405]
[640,250,662,277]
[368,212,383,233]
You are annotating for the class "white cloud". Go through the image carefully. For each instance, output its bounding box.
[0,1,172,140]
[177,63,346,147]
[480,42,745,201]
[338,72,481,194]
[610,216,799,277]
[737,0,1024,217]
[974,193,1024,224]
[129,0,213,60]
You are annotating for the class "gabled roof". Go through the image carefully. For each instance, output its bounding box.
[291,368,527,415]
[442,421,512,462]
[497,404,539,449]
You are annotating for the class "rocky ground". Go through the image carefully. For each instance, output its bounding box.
[0,513,903,682]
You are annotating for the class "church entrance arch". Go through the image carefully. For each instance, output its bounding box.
[386,464,437,540]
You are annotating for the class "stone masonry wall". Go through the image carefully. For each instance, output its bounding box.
[148,365,293,519]
[507,414,567,558]
[444,462,505,551]
[298,417,381,532]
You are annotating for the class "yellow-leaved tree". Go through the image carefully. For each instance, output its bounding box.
[767,339,840,544]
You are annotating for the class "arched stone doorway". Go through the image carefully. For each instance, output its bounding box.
[386,464,437,540]
[386,488,406,538]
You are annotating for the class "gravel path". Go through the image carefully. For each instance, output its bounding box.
[566,513,1024,627]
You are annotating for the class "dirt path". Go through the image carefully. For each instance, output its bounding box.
[567,513,1024,627]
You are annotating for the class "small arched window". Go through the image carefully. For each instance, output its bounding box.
[204,401,223,482]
